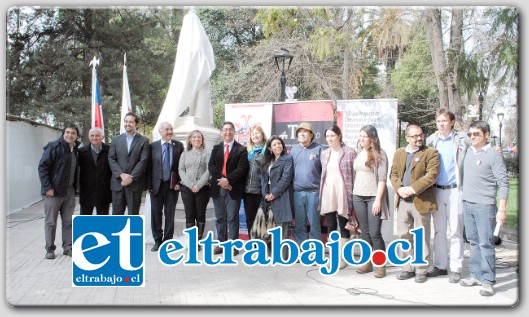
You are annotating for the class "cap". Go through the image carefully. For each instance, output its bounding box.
[295,122,314,136]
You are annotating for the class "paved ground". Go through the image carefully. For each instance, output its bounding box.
[5,200,520,309]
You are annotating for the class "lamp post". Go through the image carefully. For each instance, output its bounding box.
[492,136,498,147]
[274,48,294,102]
[478,91,484,121]
[398,104,405,146]
[497,112,504,149]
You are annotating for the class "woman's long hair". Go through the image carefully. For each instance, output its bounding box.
[260,136,286,174]
[359,125,382,169]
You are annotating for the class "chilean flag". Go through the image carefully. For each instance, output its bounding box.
[93,75,104,129]
[90,57,104,131]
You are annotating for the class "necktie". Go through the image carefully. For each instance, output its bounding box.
[163,142,171,181]
[222,143,229,177]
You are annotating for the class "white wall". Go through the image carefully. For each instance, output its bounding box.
[6,120,61,214]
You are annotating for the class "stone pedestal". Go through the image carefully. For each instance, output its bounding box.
[172,116,220,151]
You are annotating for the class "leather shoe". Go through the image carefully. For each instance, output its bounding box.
[415,274,427,283]
[63,249,72,257]
[426,267,448,277]
[396,271,415,280]
[45,251,55,260]
[214,246,223,255]
[151,243,161,252]
[233,249,240,256]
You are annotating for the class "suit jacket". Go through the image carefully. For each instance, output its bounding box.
[208,140,249,201]
[390,145,440,213]
[146,139,184,195]
[261,154,294,223]
[108,133,151,192]
[78,143,112,205]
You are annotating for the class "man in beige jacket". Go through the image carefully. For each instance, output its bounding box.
[390,124,439,283]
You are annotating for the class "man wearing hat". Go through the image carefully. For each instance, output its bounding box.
[290,122,324,244]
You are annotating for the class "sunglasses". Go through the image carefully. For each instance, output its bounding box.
[467,132,483,137]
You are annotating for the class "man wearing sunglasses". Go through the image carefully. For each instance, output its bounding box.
[390,124,439,283]
[425,109,470,283]
[459,121,509,296]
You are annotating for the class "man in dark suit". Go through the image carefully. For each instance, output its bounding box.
[146,122,184,251]
[78,127,112,215]
[208,121,249,255]
[390,124,440,284]
[108,112,150,215]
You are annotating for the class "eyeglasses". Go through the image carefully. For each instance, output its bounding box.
[222,128,235,133]
[407,134,423,139]
[467,132,483,137]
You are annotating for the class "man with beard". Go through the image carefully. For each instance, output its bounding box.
[390,124,439,283]
[108,112,150,215]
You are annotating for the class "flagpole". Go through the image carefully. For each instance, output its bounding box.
[89,56,99,128]
[120,53,132,135]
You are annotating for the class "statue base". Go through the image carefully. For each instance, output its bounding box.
[172,116,221,151]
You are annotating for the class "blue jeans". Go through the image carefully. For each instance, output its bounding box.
[293,190,322,243]
[213,188,240,242]
[463,200,497,284]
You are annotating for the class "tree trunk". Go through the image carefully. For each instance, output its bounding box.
[448,8,463,117]
[425,9,449,110]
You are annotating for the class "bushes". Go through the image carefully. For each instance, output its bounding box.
[503,155,519,176]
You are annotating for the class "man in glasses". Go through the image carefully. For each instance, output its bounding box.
[459,121,509,296]
[425,109,470,283]
[390,124,439,283]
[208,121,249,255]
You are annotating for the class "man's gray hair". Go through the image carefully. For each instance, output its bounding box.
[89,127,105,136]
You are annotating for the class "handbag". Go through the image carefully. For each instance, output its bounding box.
[250,201,275,242]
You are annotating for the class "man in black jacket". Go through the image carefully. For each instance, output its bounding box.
[78,127,112,215]
[38,123,80,259]
[208,121,249,255]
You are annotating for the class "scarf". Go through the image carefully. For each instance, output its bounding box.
[248,146,263,161]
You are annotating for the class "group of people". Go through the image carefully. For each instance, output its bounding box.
[38,109,509,297]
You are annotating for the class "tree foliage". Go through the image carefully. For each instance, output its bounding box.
[6,6,518,144]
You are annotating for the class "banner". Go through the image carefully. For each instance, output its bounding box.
[272,101,334,152]
[336,99,398,166]
[225,102,273,146]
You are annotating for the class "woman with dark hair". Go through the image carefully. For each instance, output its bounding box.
[178,130,210,251]
[260,136,294,259]
[244,125,267,238]
[353,124,389,278]
[319,125,357,270]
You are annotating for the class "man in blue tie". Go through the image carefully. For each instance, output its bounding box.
[146,122,184,251]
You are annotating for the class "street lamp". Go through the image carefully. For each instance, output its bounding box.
[497,112,504,149]
[274,48,294,102]
[398,104,405,146]
[478,91,484,121]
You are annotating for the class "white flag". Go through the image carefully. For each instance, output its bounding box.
[120,53,132,134]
